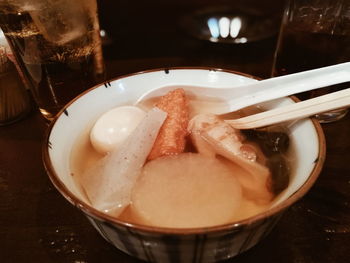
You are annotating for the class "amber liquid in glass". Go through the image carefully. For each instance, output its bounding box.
[0,2,104,120]
[272,25,349,122]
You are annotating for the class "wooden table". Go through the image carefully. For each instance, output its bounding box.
[1,1,350,262]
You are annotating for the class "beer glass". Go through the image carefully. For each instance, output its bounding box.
[272,0,349,123]
[0,30,31,125]
[0,0,105,121]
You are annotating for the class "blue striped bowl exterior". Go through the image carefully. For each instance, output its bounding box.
[84,211,283,263]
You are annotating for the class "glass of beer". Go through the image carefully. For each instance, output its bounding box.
[0,29,31,125]
[272,0,349,123]
[0,0,105,121]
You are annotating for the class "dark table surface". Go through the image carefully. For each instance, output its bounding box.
[1,1,350,262]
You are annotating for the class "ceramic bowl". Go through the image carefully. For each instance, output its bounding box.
[43,68,326,263]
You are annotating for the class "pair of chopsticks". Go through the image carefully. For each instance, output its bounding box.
[225,88,350,129]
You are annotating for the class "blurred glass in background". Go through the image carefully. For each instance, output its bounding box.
[0,29,31,126]
[0,0,105,121]
[272,0,349,122]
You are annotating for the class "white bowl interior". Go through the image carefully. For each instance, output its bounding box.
[47,69,320,211]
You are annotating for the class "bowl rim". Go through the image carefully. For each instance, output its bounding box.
[42,66,326,235]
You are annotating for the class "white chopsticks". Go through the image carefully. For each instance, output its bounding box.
[225,88,350,129]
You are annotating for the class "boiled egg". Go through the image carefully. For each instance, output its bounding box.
[90,106,146,154]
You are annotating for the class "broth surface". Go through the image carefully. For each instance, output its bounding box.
[70,94,293,227]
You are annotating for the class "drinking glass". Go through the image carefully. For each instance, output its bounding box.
[272,0,349,123]
[0,0,105,121]
[0,30,31,125]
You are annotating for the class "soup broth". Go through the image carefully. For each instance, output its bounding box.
[70,94,293,228]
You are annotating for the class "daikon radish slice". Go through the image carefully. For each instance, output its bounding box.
[130,153,242,228]
[83,107,167,215]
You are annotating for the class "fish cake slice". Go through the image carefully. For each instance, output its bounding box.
[148,88,189,160]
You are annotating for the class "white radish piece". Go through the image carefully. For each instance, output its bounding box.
[130,153,242,228]
[83,107,167,215]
